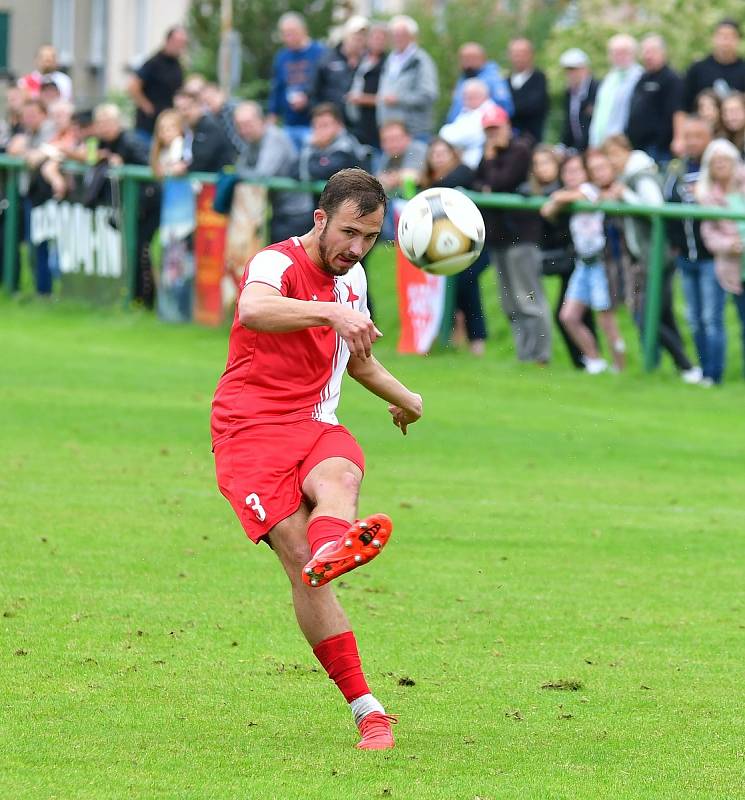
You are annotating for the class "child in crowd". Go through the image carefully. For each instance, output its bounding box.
[541,154,625,374]
[720,92,745,155]
[150,109,187,178]
[694,90,723,136]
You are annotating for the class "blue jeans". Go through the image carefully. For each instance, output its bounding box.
[24,198,52,295]
[677,256,726,383]
[731,286,745,379]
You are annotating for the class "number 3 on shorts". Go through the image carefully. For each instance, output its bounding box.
[245,493,267,522]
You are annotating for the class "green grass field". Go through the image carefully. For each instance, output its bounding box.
[2,259,745,799]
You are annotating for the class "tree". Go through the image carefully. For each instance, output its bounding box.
[187,0,336,100]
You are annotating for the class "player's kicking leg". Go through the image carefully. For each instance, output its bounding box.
[268,506,396,750]
[299,457,392,588]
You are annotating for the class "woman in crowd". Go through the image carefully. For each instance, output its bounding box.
[541,154,626,373]
[719,92,745,156]
[694,90,723,136]
[696,138,745,380]
[150,109,187,177]
[419,136,488,355]
[519,145,593,368]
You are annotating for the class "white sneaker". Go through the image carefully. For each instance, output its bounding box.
[584,357,608,375]
[681,366,703,384]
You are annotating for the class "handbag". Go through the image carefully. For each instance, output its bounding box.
[213,169,239,215]
[540,247,574,276]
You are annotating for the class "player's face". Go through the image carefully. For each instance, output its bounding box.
[317,200,384,276]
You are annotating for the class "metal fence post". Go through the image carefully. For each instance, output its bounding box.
[121,171,140,304]
[2,166,20,295]
[642,214,665,372]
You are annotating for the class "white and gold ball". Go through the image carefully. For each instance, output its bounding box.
[397,187,485,276]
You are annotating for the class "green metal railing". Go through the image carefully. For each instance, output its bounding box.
[2,153,745,371]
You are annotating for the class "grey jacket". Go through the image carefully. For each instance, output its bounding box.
[235,124,312,218]
[376,46,439,139]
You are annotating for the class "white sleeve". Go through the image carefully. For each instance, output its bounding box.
[245,250,294,292]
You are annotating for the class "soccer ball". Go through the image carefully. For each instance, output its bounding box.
[397,187,486,276]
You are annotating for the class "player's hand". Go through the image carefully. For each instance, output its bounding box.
[388,392,422,436]
[331,307,382,359]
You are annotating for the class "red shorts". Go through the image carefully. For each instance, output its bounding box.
[213,419,365,544]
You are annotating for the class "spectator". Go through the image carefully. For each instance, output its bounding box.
[1,86,26,147]
[37,100,78,200]
[267,12,327,153]
[419,137,487,355]
[473,105,549,363]
[127,26,188,146]
[526,145,596,368]
[439,79,496,169]
[663,115,724,385]
[602,134,700,381]
[697,138,745,380]
[684,18,745,110]
[694,89,723,135]
[39,75,62,108]
[298,103,369,187]
[183,74,208,97]
[376,15,439,142]
[626,34,685,164]
[94,104,149,167]
[7,98,55,295]
[201,83,242,159]
[720,92,745,155]
[376,120,428,241]
[507,37,549,142]
[311,15,368,122]
[559,48,597,154]
[445,42,513,123]
[174,90,233,173]
[150,110,187,178]
[233,101,313,243]
[589,34,643,148]
[18,45,73,101]
[346,23,389,152]
[541,154,626,374]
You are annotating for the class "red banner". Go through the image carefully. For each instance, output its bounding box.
[194,184,227,326]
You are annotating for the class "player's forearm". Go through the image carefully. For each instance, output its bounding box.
[348,356,418,408]
[239,294,337,332]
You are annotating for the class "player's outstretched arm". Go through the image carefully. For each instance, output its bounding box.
[347,355,422,435]
[239,283,382,359]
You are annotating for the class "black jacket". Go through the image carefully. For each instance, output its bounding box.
[188,114,233,173]
[311,44,357,119]
[662,158,712,261]
[626,65,684,153]
[508,70,549,142]
[560,78,598,152]
[684,54,745,111]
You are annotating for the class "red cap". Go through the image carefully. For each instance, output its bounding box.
[481,105,509,129]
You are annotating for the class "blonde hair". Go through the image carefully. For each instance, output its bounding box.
[150,109,184,173]
[695,137,743,200]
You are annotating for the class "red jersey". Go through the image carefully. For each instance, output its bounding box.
[211,237,370,446]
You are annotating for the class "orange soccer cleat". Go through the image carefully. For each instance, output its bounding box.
[302,514,393,588]
[356,712,397,750]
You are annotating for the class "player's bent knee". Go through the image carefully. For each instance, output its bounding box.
[340,469,361,500]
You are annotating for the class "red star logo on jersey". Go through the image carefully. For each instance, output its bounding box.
[345,284,360,305]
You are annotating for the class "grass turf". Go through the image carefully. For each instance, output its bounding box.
[1,256,745,799]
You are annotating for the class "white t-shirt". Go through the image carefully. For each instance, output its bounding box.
[569,183,605,261]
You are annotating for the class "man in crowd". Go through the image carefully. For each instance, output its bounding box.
[473,106,550,364]
[507,37,549,142]
[626,34,685,164]
[346,23,389,153]
[445,42,513,123]
[311,16,368,122]
[439,79,496,169]
[376,15,439,142]
[298,103,369,186]
[201,82,242,160]
[233,101,313,243]
[589,34,643,147]
[18,45,73,101]
[559,48,597,153]
[663,116,724,386]
[267,12,327,153]
[684,18,745,109]
[174,90,233,174]
[127,26,188,145]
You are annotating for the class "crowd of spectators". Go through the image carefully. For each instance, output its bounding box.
[3,15,745,383]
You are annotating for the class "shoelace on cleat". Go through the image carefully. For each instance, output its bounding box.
[358,712,398,740]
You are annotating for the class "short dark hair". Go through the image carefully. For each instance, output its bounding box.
[166,25,187,41]
[716,18,741,37]
[318,168,387,220]
[312,102,344,124]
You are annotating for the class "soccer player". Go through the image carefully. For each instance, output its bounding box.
[211,168,422,750]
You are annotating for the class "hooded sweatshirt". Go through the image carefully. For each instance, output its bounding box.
[618,149,662,262]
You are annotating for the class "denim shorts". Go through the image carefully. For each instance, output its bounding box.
[566,260,611,311]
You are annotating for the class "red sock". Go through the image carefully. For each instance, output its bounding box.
[307,515,350,556]
[313,630,370,703]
